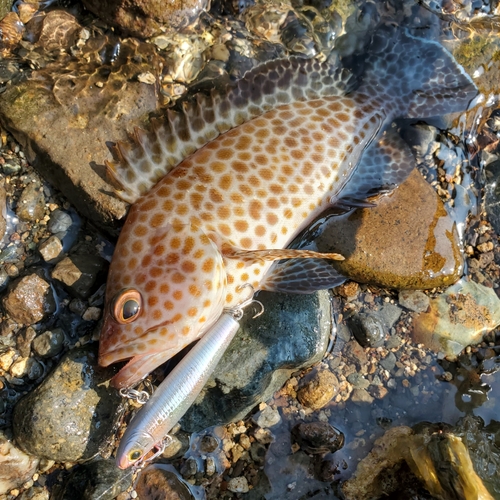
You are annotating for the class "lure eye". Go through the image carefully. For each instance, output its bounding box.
[129,449,142,462]
[111,289,142,324]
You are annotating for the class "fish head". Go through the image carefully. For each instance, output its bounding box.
[116,426,156,469]
[99,216,226,387]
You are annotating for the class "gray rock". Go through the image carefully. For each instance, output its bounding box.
[32,328,65,358]
[15,181,45,222]
[347,373,370,389]
[378,303,402,330]
[47,209,73,234]
[0,431,39,496]
[398,290,430,313]
[379,352,397,372]
[252,406,281,429]
[51,255,107,299]
[180,290,332,432]
[55,459,133,500]
[348,312,385,348]
[351,388,375,405]
[2,273,56,324]
[12,345,120,462]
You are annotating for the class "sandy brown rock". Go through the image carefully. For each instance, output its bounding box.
[297,369,338,410]
[82,0,209,38]
[316,169,463,290]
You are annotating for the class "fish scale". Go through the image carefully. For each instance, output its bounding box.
[99,25,478,389]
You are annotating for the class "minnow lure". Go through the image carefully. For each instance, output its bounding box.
[99,25,477,389]
[116,290,262,469]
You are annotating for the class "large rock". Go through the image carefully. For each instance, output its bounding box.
[13,346,120,462]
[180,290,333,432]
[82,0,210,38]
[316,169,463,290]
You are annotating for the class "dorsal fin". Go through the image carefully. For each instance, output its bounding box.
[107,56,355,203]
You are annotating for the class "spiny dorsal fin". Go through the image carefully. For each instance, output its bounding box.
[107,56,355,203]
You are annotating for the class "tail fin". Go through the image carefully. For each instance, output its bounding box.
[352,24,478,119]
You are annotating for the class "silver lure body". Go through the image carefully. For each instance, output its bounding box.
[116,312,240,468]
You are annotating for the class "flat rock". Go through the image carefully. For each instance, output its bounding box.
[315,169,463,290]
[0,37,161,232]
[180,290,332,432]
[12,345,120,462]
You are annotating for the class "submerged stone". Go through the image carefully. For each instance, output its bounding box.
[315,169,463,290]
[12,345,120,461]
[180,290,332,432]
[411,279,500,357]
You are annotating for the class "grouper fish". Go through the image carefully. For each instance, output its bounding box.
[98,24,477,390]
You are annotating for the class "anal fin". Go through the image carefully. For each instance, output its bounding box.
[260,258,347,294]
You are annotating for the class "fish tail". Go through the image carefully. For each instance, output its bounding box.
[352,24,478,119]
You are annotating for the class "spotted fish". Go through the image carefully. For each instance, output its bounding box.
[99,25,477,388]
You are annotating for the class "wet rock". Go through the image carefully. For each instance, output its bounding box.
[398,290,430,313]
[351,388,374,405]
[2,273,56,324]
[297,369,338,410]
[51,254,107,299]
[252,406,281,428]
[32,328,65,358]
[135,464,196,500]
[10,356,42,379]
[316,169,463,289]
[16,326,36,357]
[12,345,120,461]
[0,12,23,54]
[82,0,210,38]
[379,352,397,372]
[227,476,249,493]
[348,312,385,348]
[411,279,500,357]
[47,209,73,234]
[38,235,63,262]
[181,290,332,431]
[15,181,45,221]
[56,459,133,500]
[0,1,13,20]
[291,422,344,454]
[0,431,39,495]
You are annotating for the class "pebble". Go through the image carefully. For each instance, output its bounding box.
[2,274,56,324]
[16,326,37,357]
[252,406,281,429]
[379,352,397,372]
[0,431,39,496]
[15,182,45,222]
[9,357,41,379]
[398,290,430,313]
[411,279,500,357]
[32,328,65,358]
[291,422,344,454]
[51,255,107,299]
[297,369,338,410]
[12,346,120,461]
[38,236,63,262]
[227,476,249,493]
[47,209,73,234]
[350,388,375,405]
[348,312,386,348]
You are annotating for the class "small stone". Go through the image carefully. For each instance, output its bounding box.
[32,329,65,358]
[82,306,101,321]
[206,456,216,476]
[47,210,73,234]
[348,312,386,348]
[16,182,45,222]
[0,348,16,372]
[51,255,107,299]
[199,435,218,453]
[0,431,39,496]
[2,274,56,324]
[137,72,156,84]
[239,434,251,450]
[351,388,374,404]
[398,290,430,313]
[253,406,281,428]
[347,373,370,389]
[16,326,37,358]
[9,357,38,379]
[379,352,397,372]
[291,422,344,454]
[254,428,273,444]
[297,369,338,410]
[227,477,249,493]
[368,385,388,399]
[250,442,267,464]
[38,236,63,262]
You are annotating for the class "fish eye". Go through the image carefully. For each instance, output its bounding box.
[128,449,142,462]
[111,289,142,324]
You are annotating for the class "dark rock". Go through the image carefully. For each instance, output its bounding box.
[180,290,332,432]
[51,254,107,299]
[136,464,196,500]
[82,0,210,38]
[291,422,344,455]
[379,352,397,372]
[15,181,45,221]
[348,312,385,348]
[0,431,39,496]
[56,460,133,500]
[316,169,463,289]
[2,273,56,324]
[12,345,120,462]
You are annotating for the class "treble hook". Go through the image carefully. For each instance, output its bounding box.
[225,283,265,320]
